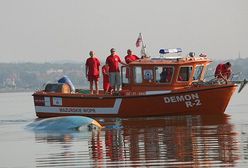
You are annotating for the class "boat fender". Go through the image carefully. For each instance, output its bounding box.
[58,75,75,92]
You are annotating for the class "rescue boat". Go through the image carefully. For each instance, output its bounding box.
[32,48,241,118]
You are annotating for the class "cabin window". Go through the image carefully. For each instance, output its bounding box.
[155,66,174,83]
[121,66,130,84]
[177,66,192,81]
[193,65,204,80]
[134,66,142,84]
[203,64,212,81]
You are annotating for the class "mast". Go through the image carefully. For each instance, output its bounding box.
[136,33,147,57]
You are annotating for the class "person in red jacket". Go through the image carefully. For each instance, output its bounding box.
[102,64,111,94]
[85,51,100,94]
[124,49,139,64]
[105,48,126,94]
[214,62,232,82]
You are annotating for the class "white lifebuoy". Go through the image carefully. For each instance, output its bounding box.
[144,70,153,80]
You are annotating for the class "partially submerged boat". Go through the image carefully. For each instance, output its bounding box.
[33,48,245,118]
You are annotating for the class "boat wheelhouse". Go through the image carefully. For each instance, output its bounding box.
[120,51,210,96]
[33,49,238,118]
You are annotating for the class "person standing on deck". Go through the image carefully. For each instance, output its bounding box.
[124,49,140,79]
[102,64,111,94]
[124,49,139,64]
[105,48,126,94]
[85,51,100,94]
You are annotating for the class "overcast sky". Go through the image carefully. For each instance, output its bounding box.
[0,0,247,63]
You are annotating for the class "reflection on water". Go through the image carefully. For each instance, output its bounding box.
[33,115,239,167]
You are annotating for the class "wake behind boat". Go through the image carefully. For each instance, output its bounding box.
[32,48,245,118]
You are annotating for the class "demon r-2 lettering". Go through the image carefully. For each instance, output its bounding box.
[164,93,202,108]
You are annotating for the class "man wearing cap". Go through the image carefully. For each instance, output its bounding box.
[105,48,126,94]
[85,51,100,94]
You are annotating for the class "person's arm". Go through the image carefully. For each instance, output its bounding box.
[119,57,127,66]
[227,68,232,80]
[120,61,128,66]
[85,65,88,78]
[214,65,221,77]
[102,67,107,75]
[219,65,228,80]
[97,58,100,72]
[125,56,131,64]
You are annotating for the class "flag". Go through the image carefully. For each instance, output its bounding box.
[136,33,142,47]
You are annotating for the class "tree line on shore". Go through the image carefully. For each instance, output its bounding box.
[0,57,247,92]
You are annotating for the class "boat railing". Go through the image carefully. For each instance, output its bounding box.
[193,72,247,93]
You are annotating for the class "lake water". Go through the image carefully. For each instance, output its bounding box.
[0,87,248,168]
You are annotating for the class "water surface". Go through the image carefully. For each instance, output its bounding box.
[0,88,248,167]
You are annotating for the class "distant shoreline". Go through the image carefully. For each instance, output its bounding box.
[0,88,35,93]
[0,59,247,94]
